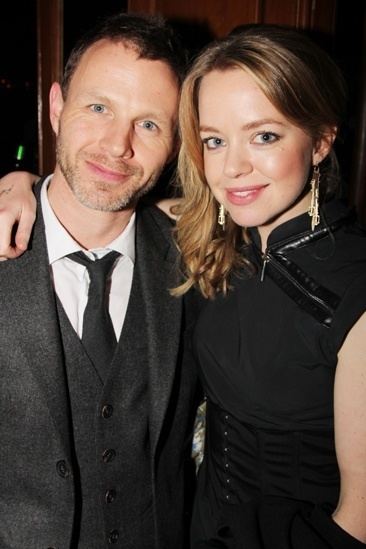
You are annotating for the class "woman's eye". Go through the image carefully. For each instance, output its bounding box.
[202,137,225,150]
[138,120,158,131]
[90,104,106,113]
[253,132,279,144]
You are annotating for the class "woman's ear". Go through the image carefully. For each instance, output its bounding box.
[312,126,337,165]
[49,82,64,136]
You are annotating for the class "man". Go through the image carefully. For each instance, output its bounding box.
[0,13,200,549]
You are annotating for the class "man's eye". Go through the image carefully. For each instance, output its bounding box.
[90,104,106,113]
[138,120,158,131]
[202,137,225,150]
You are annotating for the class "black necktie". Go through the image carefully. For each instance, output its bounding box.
[68,250,120,378]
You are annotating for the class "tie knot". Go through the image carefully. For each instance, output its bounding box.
[68,250,120,286]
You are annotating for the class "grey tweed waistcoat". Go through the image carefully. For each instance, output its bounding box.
[55,262,154,548]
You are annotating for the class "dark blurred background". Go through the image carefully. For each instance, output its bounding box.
[1,1,38,175]
[0,0,127,176]
[1,1,365,216]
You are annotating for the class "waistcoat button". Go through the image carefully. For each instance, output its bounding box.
[105,489,117,504]
[102,448,116,463]
[108,529,119,544]
[102,404,114,419]
[56,460,70,478]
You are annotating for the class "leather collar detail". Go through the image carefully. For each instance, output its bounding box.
[257,215,350,327]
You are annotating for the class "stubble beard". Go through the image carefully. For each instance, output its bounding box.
[56,134,160,212]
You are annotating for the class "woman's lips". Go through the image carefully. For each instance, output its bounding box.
[226,185,268,206]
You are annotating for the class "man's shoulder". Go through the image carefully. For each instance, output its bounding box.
[136,201,175,241]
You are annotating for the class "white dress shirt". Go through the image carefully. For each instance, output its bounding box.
[41,176,135,340]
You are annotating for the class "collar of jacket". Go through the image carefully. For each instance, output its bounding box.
[248,200,354,327]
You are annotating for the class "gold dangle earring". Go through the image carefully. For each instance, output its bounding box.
[308,165,320,231]
[218,204,226,230]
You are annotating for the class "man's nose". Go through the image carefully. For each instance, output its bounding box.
[99,120,134,159]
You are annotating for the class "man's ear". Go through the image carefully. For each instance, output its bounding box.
[312,126,337,165]
[49,82,64,135]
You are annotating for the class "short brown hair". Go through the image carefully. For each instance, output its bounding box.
[62,12,187,98]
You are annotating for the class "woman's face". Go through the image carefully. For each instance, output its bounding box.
[198,68,331,242]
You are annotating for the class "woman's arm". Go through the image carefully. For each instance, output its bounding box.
[156,197,181,220]
[0,178,181,259]
[332,310,366,543]
[0,171,38,259]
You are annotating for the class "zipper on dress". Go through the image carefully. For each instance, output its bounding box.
[260,251,269,282]
[261,250,334,317]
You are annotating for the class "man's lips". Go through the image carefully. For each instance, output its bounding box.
[226,185,268,206]
[86,160,135,182]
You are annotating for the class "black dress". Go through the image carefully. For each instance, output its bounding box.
[191,200,366,549]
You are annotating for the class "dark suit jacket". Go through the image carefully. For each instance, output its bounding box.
[0,180,200,548]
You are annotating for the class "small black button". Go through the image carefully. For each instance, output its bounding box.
[56,460,70,478]
[108,529,119,544]
[102,448,116,463]
[101,404,114,419]
[105,489,117,504]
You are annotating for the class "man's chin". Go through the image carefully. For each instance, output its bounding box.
[75,188,145,212]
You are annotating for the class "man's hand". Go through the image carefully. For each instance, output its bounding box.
[0,171,38,260]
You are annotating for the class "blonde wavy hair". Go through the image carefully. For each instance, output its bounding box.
[173,25,347,298]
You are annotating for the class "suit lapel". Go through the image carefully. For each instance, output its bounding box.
[135,205,183,456]
[2,183,72,461]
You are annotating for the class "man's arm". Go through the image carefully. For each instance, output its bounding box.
[0,171,38,259]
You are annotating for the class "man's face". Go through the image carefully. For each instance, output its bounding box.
[49,39,179,212]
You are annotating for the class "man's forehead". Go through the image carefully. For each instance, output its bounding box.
[84,38,139,60]
[67,39,179,121]
[68,39,179,102]
[78,38,178,81]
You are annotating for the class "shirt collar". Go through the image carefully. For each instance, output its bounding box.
[41,176,136,265]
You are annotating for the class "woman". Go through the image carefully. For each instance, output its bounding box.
[173,25,366,548]
[1,24,366,549]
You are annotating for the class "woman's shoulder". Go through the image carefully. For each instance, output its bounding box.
[323,214,366,353]
[333,212,366,271]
